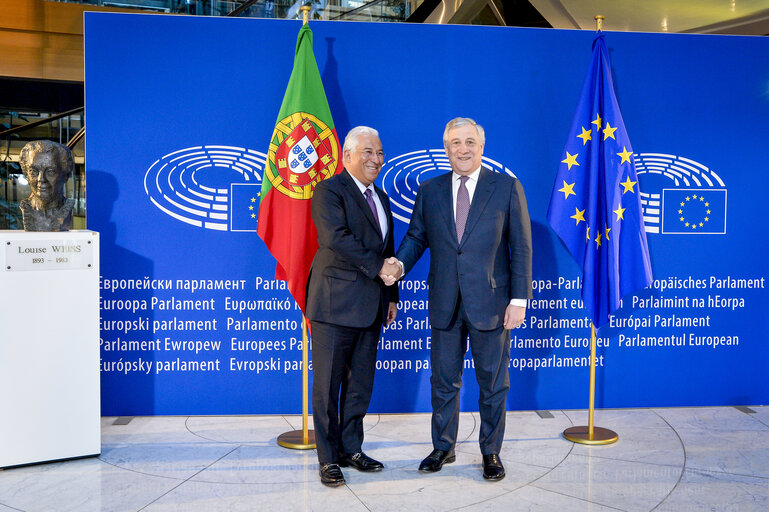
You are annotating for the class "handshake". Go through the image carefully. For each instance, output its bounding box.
[379,257,403,286]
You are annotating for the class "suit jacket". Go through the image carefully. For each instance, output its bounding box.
[396,167,532,331]
[306,170,399,328]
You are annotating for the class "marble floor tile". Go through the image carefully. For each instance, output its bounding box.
[654,468,769,512]
[748,405,769,428]
[533,453,682,511]
[653,406,768,433]
[2,407,767,512]
[460,484,625,511]
[101,416,197,442]
[141,479,368,512]
[567,426,684,468]
[664,427,769,478]
[563,408,674,431]
[190,444,323,484]
[346,457,552,512]
[100,439,241,480]
[0,456,178,512]
[185,415,293,445]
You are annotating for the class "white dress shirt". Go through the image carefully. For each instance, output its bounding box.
[349,174,388,240]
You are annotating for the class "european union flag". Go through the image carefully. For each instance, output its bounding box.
[661,188,727,234]
[547,33,653,329]
[230,183,262,232]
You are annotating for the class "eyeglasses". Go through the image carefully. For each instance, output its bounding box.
[356,149,385,160]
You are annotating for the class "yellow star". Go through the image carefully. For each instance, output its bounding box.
[620,176,637,194]
[605,226,611,240]
[591,113,602,129]
[561,152,579,170]
[699,222,704,227]
[571,208,586,225]
[595,231,602,247]
[692,224,697,230]
[705,217,709,222]
[251,197,256,203]
[705,202,709,207]
[248,205,254,211]
[577,126,592,145]
[614,205,626,221]
[707,209,711,214]
[686,196,691,201]
[250,213,256,218]
[700,196,705,202]
[680,217,684,221]
[586,225,591,240]
[680,202,685,207]
[559,181,576,199]
[685,222,690,227]
[617,146,633,164]
[603,122,617,140]
[678,209,683,214]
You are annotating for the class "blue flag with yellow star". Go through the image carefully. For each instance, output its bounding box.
[547,33,653,329]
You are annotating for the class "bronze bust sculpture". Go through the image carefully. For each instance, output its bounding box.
[18,140,75,232]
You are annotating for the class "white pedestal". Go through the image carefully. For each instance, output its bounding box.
[0,230,100,468]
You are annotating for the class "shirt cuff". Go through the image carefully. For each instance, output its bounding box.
[396,260,405,279]
[509,298,527,308]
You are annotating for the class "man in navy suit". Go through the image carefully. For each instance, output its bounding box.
[391,117,532,481]
[306,126,400,487]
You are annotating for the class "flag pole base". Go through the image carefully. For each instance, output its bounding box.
[563,426,618,445]
[277,429,316,450]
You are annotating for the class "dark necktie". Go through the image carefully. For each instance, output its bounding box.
[456,176,470,241]
[364,188,381,234]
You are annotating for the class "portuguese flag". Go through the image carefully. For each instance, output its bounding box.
[257,23,342,315]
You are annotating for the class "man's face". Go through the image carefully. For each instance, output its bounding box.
[445,124,484,176]
[344,133,384,187]
[27,152,64,205]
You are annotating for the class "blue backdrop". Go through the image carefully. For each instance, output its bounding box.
[85,13,769,415]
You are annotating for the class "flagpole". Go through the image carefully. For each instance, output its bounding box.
[562,14,618,447]
[563,323,617,444]
[277,4,317,451]
[277,314,315,449]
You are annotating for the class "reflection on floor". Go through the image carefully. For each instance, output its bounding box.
[0,407,767,511]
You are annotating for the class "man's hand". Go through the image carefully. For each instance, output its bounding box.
[503,304,525,330]
[379,257,402,286]
[386,301,398,326]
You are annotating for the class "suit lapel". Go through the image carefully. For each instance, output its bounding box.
[436,172,457,246]
[375,185,392,246]
[459,167,495,247]
[341,170,383,240]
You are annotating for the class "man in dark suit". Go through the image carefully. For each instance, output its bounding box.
[306,126,400,487]
[391,117,532,481]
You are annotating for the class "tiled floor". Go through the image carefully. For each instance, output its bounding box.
[0,407,767,511]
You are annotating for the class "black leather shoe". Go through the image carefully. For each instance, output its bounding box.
[339,452,384,472]
[319,463,345,487]
[482,454,505,480]
[418,449,456,472]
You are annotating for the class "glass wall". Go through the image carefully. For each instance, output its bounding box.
[47,0,420,22]
[0,111,86,230]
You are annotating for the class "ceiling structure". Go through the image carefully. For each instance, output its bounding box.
[527,0,769,35]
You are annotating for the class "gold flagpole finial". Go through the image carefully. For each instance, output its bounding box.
[595,15,604,32]
[301,5,311,25]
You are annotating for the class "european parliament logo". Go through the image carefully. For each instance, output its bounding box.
[380,149,517,225]
[143,145,266,232]
[635,153,727,235]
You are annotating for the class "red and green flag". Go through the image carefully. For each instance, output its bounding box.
[257,23,342,315]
